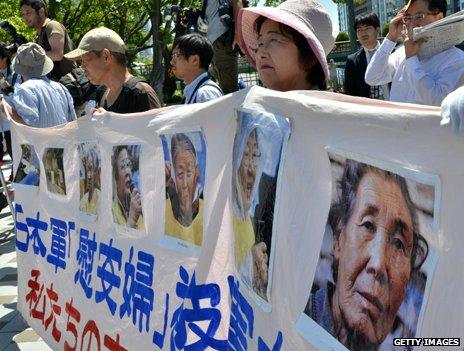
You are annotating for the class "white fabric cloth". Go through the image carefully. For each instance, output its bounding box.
[183,72,223,104]
[365,38,464,106]
[10,77,76,128]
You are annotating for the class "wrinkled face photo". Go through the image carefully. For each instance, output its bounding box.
[173,148,198,221]
[334,170,414,344]
[238,129,260,214]
[116,148,132,199]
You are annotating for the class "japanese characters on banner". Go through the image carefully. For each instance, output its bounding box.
[11,86,464,351]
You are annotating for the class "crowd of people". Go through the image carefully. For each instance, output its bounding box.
[1,0,463,123]
[0,0,460,348]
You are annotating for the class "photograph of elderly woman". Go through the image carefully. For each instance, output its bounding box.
[14,144,40,186]
[43,148,67,195]
[161,131,207,247]
[232,110,290,302]
[303,154,435,351]
[78,143,101,216]
[112,145,144,230]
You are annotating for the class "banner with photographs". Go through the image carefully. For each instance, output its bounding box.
[11,87,463,351]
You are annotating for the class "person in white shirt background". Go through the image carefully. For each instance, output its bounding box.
[365,0,464,106]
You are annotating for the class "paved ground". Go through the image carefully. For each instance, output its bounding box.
[0,157,52,351]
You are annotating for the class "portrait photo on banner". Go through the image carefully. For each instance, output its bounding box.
[14,144,40,187]
[43,148,67,195]
[111,144,144,231]
[159,130,206,253]
[296,151,439,351]
[77,142,101,219]
[232,109,290,305]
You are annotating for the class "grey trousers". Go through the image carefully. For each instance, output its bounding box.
[211,32,239,95]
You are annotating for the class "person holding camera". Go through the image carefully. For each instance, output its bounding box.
[204,0,244,95]
[0,42,22,162]
[20,0,75,81]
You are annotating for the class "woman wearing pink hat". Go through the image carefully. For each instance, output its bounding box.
[237,0,335,91]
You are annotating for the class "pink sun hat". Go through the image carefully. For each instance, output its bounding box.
[237,0,335,83]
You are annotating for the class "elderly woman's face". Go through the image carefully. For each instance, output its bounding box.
[333,170,414,345]
[238,130,260,214]
[255,19,310,91]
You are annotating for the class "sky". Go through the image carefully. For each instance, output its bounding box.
[319,0,341,34]
[256,0,341,35]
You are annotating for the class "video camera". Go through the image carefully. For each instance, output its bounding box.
[163,5,205,34]
[0,20,28,55]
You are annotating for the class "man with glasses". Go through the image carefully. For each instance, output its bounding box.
[365,0,464,106]
[171,33,222,104]
[344,12,389,100]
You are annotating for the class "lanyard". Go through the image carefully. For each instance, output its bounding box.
[187,75,210,104]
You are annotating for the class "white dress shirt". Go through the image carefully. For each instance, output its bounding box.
[365,38,464,106]
[363,41,390,100]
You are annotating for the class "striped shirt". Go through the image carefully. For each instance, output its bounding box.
[11,77,76,128]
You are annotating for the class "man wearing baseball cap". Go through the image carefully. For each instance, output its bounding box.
[65,27,161,114]
[0,42,76,128]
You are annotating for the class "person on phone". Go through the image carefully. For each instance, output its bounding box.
[365,0,464,106]
[112,145,144,230]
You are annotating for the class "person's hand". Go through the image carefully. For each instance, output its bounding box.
[127,187,142,228]
[252,241,268,296]
[387,7,407,42]
[91,106,106,116]
[404,36,427,58]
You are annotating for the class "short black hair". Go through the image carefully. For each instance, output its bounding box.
[19,0,47,15]
[255,16,327,90]
[408,0,447,17]
[172,33,214,70]
[354,12,380,30]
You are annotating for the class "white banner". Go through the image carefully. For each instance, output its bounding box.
[12,86,464,350]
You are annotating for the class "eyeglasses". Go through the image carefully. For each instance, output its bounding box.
[403,12,439,22]
[171,52,183,59]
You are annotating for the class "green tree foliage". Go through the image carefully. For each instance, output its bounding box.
[382,23,389,37]
[332,0,365,52]
[335,31,349,41]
